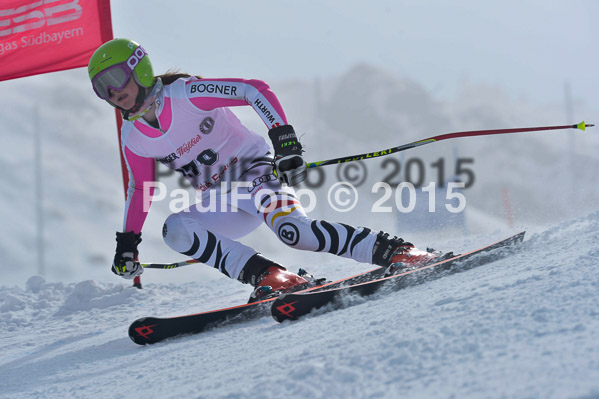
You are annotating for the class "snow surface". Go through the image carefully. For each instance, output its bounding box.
[1,214,598,398]
[1,66,598,398]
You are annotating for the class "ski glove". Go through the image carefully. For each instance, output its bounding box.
[112,231,144,279]
[268,125,307,186]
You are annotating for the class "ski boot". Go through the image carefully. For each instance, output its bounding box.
[385,246,451,276]
[372,232,451,277]
[248,267,331,303]
[239,254,317,303]
[248,266,311,303]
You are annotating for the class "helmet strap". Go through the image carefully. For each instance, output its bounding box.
[120,78,163,121]
[121,86,148,120]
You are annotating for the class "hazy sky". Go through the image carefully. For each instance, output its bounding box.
[113,1,596,111]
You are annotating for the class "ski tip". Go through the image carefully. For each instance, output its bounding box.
[576,121,594,131]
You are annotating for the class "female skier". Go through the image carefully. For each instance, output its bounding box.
[88,38,440,301]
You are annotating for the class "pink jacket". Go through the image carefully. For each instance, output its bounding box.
[119,77,288,233]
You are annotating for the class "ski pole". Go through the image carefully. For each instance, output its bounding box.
[141,259,201,269]
[306,121,593,168]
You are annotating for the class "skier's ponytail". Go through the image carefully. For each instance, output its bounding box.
[156,70,203,86]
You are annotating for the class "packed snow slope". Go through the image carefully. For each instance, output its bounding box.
[1,212,598,398]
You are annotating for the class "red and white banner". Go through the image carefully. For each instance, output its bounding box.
[0,0,113,82]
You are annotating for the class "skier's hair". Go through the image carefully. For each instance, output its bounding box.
[156,70,203,85]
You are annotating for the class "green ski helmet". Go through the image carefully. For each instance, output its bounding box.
[88,38,154,102]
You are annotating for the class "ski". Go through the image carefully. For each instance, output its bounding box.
[271,231,525,322]
[128,265,388,345]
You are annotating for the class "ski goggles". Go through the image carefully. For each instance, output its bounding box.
[91,62,135,100]
[92,46,147,100]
